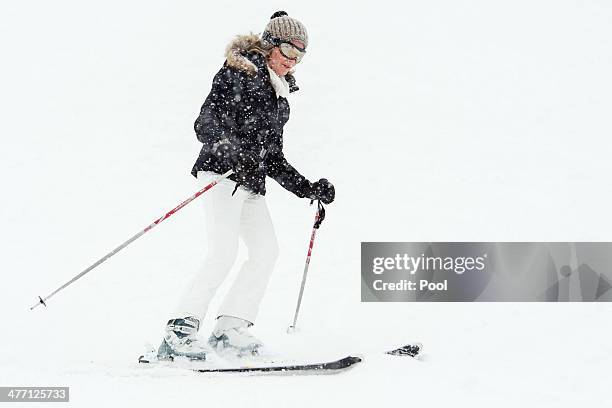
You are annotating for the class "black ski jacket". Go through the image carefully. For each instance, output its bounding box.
[191,37,312,197]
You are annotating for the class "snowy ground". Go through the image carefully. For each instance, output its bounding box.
[1,0,612,407]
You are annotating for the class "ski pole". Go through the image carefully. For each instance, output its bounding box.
[288,200,326,333]
[30,170,233,311]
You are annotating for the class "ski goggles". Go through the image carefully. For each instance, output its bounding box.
[263,31,307,63]
[278,42,306,63]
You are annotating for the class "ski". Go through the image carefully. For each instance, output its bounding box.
[138,354,362,375]
[137,343,421,376]
[386,343,422,358]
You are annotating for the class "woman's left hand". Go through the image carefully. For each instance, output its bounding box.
[311,178,335,204]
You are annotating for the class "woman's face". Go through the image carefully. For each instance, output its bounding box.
[267,39,305,77]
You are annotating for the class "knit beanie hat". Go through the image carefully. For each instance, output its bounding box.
[263,11,308,49]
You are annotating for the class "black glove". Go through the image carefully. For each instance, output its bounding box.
[214,143,259,175]
[310,178,335,204]
[231,150,259,175]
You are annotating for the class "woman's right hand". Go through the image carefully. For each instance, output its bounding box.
[232,150,259,175]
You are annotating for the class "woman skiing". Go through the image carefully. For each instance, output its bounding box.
[157,11,335,361]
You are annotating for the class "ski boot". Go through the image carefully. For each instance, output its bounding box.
[157,316,209,361]
[208,315,263,356]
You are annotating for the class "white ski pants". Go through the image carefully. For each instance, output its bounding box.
[173,171,279,325]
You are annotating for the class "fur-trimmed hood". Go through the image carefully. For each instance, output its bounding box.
[224,34,265,75]
[224,34,299,92]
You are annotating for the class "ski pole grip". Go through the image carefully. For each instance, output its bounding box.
[313,201,326,229]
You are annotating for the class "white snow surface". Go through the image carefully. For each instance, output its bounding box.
[1,1,612,407]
